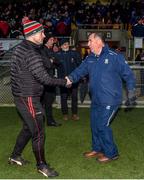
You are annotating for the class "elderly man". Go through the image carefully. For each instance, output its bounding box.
[9,18,68,177]
[66,32,136,163]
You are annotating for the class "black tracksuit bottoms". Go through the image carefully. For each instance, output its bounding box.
[42,86,56,124]
[11,96,46,166]
[60,84,78,115]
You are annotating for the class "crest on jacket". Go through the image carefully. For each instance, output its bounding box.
[104,58,109,64]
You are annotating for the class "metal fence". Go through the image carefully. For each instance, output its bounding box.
[0,60,144,107]
[0,60,13,105]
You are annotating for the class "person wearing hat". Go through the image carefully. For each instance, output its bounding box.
[56,38,82,121]
[66,32,136,163]
[41,30,61,127]
[9,18,68,178]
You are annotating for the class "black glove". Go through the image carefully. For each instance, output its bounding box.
[125,90,137,111]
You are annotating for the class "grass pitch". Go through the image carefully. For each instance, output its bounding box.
[0,107,144,179]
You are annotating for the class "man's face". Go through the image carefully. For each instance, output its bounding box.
[31,30,45,45]
[61,42,69,51]
[88,33,104,55]
[46,37,55,48]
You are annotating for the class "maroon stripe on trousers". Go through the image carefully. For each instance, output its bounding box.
[27,97,42,163]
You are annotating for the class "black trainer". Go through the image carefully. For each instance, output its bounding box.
[37,164,59,177]
[8,156,30,166]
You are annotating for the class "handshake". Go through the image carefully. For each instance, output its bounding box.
[65,76,72,88]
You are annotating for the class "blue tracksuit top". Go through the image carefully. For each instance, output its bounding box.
[56,50,81,78]
[68,44,136,106]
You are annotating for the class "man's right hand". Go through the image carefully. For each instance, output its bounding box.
[65,76,72,88]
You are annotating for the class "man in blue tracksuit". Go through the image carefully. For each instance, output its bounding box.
[66,33,136,163]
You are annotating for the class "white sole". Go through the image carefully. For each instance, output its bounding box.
[8,158,22,166]
[38,169,48,177]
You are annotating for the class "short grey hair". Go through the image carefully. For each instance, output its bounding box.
[88,32,106,43]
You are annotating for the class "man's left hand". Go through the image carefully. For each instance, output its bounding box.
[125,90,137,111]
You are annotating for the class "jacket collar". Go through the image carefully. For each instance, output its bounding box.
[24,39,41,50]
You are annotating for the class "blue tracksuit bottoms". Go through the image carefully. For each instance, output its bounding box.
[90,104,119,158]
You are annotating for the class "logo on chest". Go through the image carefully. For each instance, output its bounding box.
[104,58,109,64]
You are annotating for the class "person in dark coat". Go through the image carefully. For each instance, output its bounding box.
[131,17,144,37]
[9,18,68,178]
[41,31,61,127]
[56,38,82,121]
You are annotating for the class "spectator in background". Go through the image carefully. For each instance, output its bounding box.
[135,49,144,96]
[55,19,67,36]
[131,16,144,37]
[10,29,23,39]
[53,42,60,52]
[57,38,82,121]
[0,0,144,37]
[44,19,54,35]
[52,37,60,52]
[0,19,10,38]
[41,31,61,127]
